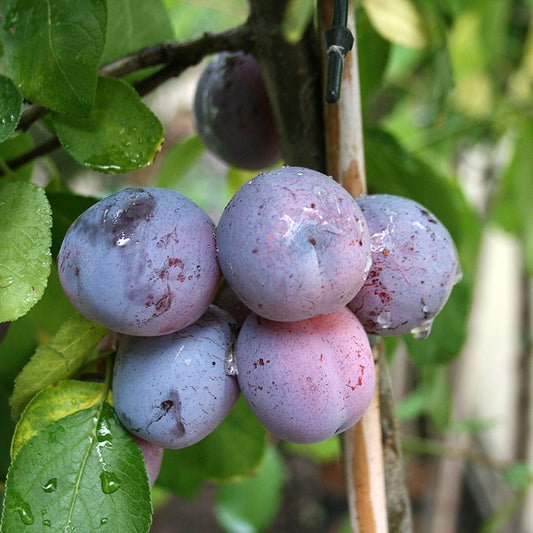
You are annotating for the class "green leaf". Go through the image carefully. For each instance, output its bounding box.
[283,436,341,464]
[11,380,104,458]
[47,191,98,260]
[101,0,174,65]
[356,6,391,112]
[0,75,22,142]
[10,313,108,420]
[1,0,107,116]
[52,76,164,173]
[0,181,52,322]
[215,446,286,533]
[1,402,152,532]
[157,397,267,497]
[362,0,430,49]
[281,0,315,44]
[155,135,205,189]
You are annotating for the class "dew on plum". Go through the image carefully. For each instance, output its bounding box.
[216,166,372,322]
[236,307,375,444]
[348,194,460,337]
[57,187,221,336]
[113,306,240,449]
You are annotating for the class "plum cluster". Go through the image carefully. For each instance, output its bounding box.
[57,165,460,478]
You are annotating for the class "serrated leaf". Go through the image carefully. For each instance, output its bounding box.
[215,446,286,533]
[11,380,104,458]
[362,0,430,49]
[10,313,108,420]
[155,135,204,189]
[281,0,315,44]
[157,396,267,496]
[1,0,107,116]
[52,76,164,173]
[47,192,98,260]
[0,75,22,142]
[101,0,174,65]
[0,181,52,322]
[1,401,152,532]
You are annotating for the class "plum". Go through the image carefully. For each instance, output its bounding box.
[57,187,221,336]
[113,306,240,449]
[236,307,375,444]
[194,52,281,170]
[216,166,371,321]
[348,194,461,338]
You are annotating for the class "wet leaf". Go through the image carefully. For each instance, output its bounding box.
[52,76,164,173]
[0,181,52,322]
[1,402,152,532]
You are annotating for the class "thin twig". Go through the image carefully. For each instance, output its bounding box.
[4,23,253,175]
[2,137,61,174]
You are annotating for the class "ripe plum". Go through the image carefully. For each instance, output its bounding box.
[194,52,281,170]
[348,194,461,338]
[57,187,221,336]
[236,307,375,444]
[216,166,371,321]
[113,306,239,449]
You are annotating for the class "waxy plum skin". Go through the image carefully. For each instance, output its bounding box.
[113,306,240,449]
[348,194,461,337]
[236,307,376,444]
[216,166,372,322]
[57,187,221,336]
[194,52,281,170]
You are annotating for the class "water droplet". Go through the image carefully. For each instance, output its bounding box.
[100,517,108,525]
[411,319,433,340]
[42,478,57,492]
[115,236,131,247]
[100,471,121,494]
[376,310,392,330]
[42,519,51,527]
[14,502,34,525]
[224,348,238,376]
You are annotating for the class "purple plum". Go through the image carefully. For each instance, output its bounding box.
[236,307,376,444]
[348,194,461,338]
[57,187,221,336]
[216,166,371,321]
[194,52,281,170]
[113,306,240,449]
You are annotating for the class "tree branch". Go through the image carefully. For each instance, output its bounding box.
[5,23,254,174]
[248,0,326,172]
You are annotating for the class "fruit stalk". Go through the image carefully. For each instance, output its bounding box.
[318,2,388,531]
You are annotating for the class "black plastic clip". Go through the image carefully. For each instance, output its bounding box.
[324,0,354,104]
